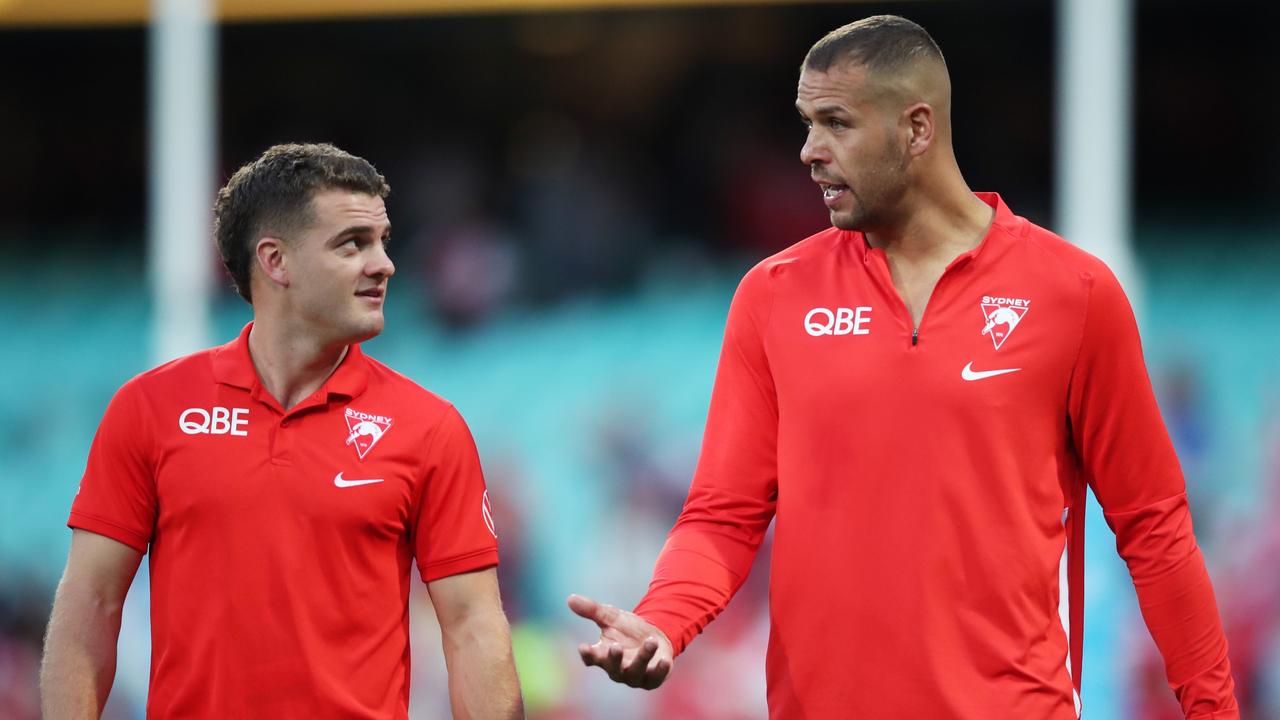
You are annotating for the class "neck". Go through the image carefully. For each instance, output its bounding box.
[863,162,994,263]
[247,317,349,410]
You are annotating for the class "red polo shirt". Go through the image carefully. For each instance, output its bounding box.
[69,323,499,719]
[634,194,1237,719]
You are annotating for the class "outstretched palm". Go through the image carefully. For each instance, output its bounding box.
[567,594,674,690]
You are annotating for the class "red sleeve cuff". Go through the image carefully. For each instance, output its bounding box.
[68,511,150,553]
[419,547,499,583]
[633,544,752,656]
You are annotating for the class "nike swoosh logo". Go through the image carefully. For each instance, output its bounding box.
[961,362,1022,381]
[334,472,384,488]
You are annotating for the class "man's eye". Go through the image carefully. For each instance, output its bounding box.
[830,119,846,130]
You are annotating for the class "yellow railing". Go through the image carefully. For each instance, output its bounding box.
[0,0,852,28]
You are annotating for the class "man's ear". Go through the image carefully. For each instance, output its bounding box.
[903,102,936,158]
[255,236,289,289]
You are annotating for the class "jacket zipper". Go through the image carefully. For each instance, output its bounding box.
[868,248,960,349]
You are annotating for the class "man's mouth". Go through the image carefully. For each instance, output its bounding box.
[356,287,385,299]
[817,180,849,204]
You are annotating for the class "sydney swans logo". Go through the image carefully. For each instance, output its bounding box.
[344,408,393,460]
[979,295,1029,350]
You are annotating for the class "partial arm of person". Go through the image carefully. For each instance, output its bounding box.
[414,404,519,717]
[427,568,523,720]
[47,378,156,719]
[40,529,144,719]
[1068,265,1238,719]
[571,263,780,687]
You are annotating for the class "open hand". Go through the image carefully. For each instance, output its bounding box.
[567,593,673,690]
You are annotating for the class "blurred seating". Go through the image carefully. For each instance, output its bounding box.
[1,233,1277,718]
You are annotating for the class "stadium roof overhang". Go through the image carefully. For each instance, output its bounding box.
[0,0,853,27]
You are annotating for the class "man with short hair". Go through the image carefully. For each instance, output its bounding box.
[570,16,1238,719]
[41,143,524,719]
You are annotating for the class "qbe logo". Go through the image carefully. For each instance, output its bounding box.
[179,407,249,436]
[804,306,872,337]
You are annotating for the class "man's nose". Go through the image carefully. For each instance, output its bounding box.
[800,129,829,167]
[369,244,395,278]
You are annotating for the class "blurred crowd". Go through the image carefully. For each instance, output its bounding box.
[1128,378,1280,719]
[3,275,1278,719]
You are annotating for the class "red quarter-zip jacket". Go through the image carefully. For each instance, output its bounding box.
[634,194,1237,719]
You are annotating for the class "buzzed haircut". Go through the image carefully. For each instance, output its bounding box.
[213,142,390,303]
[803,15,946,75]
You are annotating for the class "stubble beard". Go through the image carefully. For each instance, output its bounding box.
[831,188,867,231]
[832,140,910,232]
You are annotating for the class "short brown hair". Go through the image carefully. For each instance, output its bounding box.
[213,143,390,302]
[803,15,945,75]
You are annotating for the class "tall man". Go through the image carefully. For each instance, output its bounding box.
[41,143,524,719]
[570,16,1238,719]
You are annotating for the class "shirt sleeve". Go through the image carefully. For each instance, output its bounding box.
[414,404,499,583]
[67,380,158,553]
[633,264,778,655]
[1067,266,1239,719]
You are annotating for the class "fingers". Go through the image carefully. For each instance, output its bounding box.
[569,594,673,690]
[641,657,672,691]
[578,641,625,682]
[607,642,624,678]
[578,637,671,690]
[617,637,658,686]
[566,593,598,621]
[566,593,620,630]
[576,640,617,676]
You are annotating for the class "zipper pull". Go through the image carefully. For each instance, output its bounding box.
[912,328,919,346]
